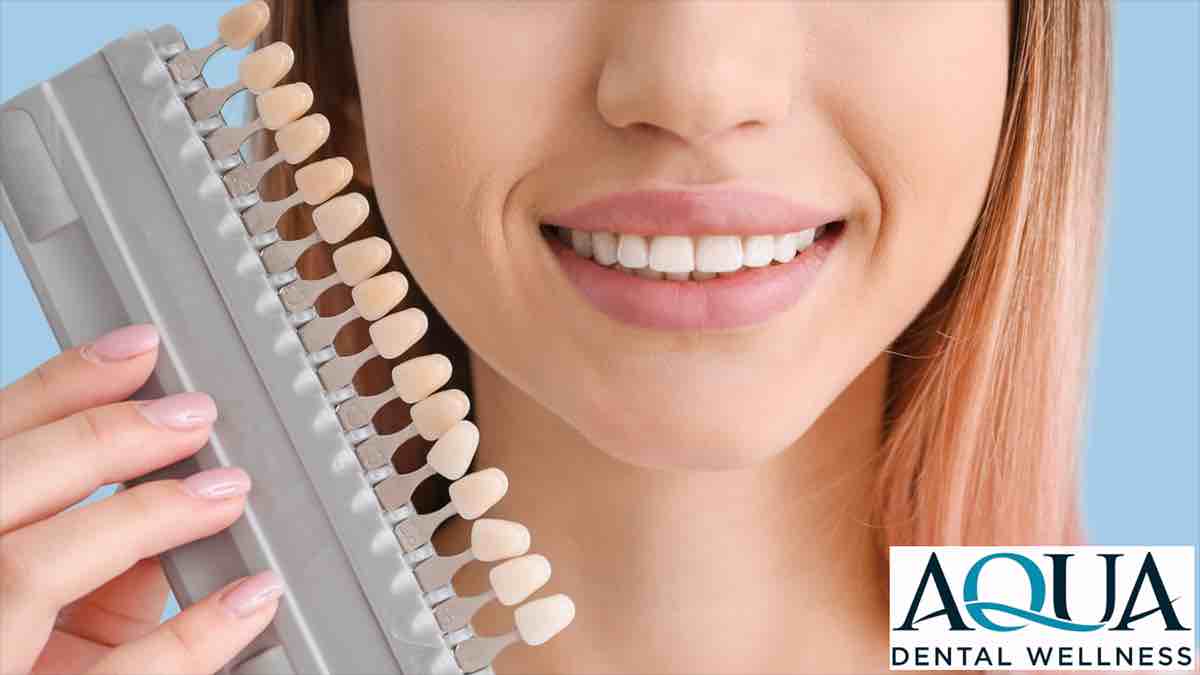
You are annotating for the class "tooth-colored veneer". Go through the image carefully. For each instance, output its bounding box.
[239,41,294,92]
[411,389,470,439]
[369,307,428,359]
[218,0,269,49]
[295,157,353,205]
[256,82,313,130]
[449,468,509,520]
[392,354,453,404]
[351,272,407,321]
[275,114,330,164]
[313,192,370,244]
[426,420,481,480]
[515,594,576,646]
[332,237,390,286]
[492,554,552,606]
[472,519,531,562]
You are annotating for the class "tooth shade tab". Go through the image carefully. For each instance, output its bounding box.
[491,554,551,606]
[369,307,428,359]
[295,157,353,205]
[332,237,390,286]
[239,41,294,92]
[275,114,329,165]
[218,0,270,49]
[426,420,479,480]
[411,388,470,440]
[515,594,575,646]
[256,82,313,130]
[392,354,453,404]
[449,468,508,520]
[352,272,407,321]
[647,235,694,274]
[471,518,531,562]
[313,193,370,244]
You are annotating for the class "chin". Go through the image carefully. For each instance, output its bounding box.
[579,404,809,472]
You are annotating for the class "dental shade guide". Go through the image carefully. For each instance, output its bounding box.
[0,1,573,673]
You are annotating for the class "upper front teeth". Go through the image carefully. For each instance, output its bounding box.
[556,228,819,274]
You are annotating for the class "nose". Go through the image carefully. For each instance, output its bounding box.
[596,2,795,147]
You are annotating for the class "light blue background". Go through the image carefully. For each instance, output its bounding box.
[1,0,1196,625]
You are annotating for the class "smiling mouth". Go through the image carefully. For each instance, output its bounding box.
[539,221,844,282]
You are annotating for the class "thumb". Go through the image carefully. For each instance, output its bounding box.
[85,570,283,675]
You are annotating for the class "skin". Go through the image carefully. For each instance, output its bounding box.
[0,1,1008,673]
[0,328,281,675]
[348,1,1010,673]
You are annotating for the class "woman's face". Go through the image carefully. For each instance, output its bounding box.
[348,1,1009,470]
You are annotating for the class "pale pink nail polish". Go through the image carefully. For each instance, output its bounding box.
[80,324,159,363]
[220,570,284,618]
[137,392,217,430]
[182,466,250,499]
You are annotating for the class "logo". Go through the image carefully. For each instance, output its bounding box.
[889,547,1196,671]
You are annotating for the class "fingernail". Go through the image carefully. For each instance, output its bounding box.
[182,466,250,499]
[220,570,284,618]
[137,392,218,430]
[80,324,159,363]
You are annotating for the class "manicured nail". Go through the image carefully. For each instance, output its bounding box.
[182,466,250,499]
[220,570,284,618]
[137,392,218,430]
[80,324,159,363]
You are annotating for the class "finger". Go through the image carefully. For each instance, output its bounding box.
[0,323,159,440]
[32,629,108,675]
[85,571,283,675]
[56,557,170,647]
[0,469,250,669]
[0,394,217,533]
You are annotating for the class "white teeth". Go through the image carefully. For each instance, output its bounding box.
[695,236,743,273]
[794,227,816,252]
[742,235,775,268]
[592,231,619,266]
[773,233,799,263]
[647,236,695,274]
[550,225,830,280]
[570,229,593,258]
[616,234,649,269]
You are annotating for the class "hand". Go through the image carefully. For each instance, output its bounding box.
[0,323,282,675]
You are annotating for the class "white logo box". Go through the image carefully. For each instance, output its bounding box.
[889,546,1196,671]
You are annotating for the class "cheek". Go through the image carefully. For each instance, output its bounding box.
[821,1,1010,330]
[349,5,556,349]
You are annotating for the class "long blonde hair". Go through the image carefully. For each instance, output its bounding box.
[257,0,1112,545]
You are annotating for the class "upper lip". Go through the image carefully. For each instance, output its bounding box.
[542,187,844,237]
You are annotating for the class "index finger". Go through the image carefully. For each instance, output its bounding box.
[0,324,160,439]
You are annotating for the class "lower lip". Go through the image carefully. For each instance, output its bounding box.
[546,225,842,331]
